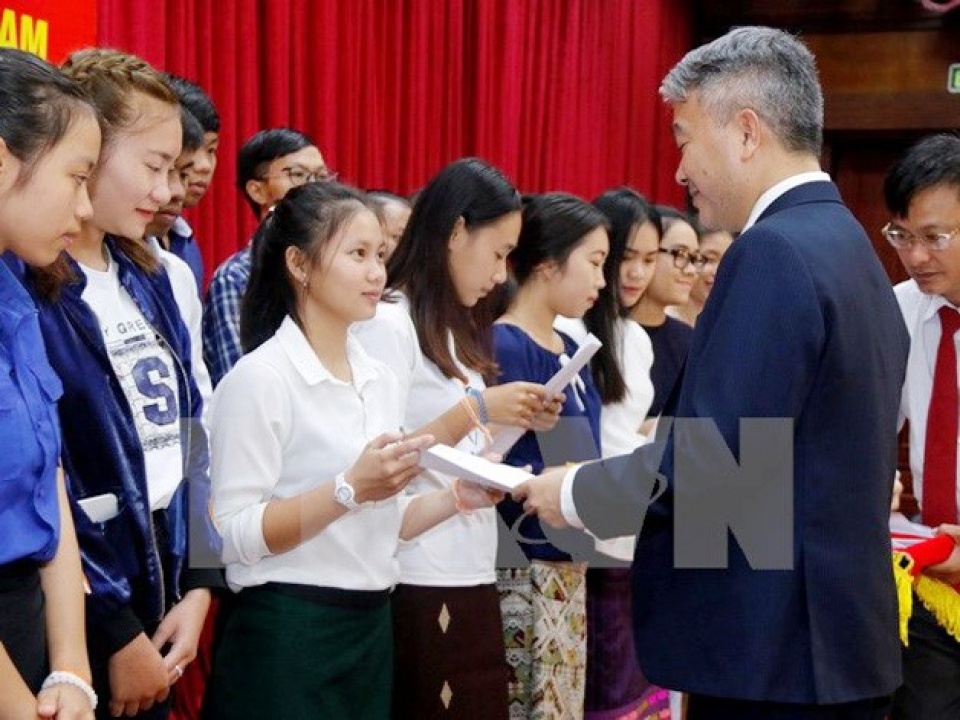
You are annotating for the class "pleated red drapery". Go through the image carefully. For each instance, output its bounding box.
[97,0,692,282]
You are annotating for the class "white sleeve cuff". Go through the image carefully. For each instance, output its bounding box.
[560,465,585,529]
[219,503,271,566]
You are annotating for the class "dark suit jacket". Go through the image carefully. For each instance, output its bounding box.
[573,181,909,704]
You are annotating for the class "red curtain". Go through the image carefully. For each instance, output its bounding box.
[97,0,692,282]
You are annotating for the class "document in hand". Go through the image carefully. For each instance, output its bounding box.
[486,333,603,455]
[420,444,533,492]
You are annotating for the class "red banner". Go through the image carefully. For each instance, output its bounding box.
[0,0,95,64]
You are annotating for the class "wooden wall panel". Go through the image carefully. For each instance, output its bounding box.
[807,30,960,130]
[696,0,953,37]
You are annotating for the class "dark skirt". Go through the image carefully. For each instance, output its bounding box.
[0,561,46,692]
[392,583,509,719]
[585,568,669,720]
[202,583,392,719]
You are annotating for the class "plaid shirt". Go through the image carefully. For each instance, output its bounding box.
[203,245,251,386]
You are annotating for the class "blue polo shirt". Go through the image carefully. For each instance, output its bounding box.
[0,256,63,565]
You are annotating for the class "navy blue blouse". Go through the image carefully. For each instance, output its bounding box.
[494,323,602,562]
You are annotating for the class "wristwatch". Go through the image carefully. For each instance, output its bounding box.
[334,472,361,511]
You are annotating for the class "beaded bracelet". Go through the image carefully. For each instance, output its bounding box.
[460,393,493,446]
[41,670,98,710]
[465,386,489,425]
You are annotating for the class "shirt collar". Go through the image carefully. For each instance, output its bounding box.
[171,217,192,237]
[275,315,381,390]
[145,235,163,258]
[918,290,960,324]
[742,171,832,232]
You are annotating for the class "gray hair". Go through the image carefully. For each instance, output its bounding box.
[660,26,823,156]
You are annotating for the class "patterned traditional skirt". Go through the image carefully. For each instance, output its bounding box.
[585,568,671,720]
[391,583,510,719]
[498,560,588,719]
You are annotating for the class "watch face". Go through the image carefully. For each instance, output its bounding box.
[335,481,355,506]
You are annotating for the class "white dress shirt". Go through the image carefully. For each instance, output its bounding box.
[896,279,960,518]
[353,296,498,586]
[210,316,406,592]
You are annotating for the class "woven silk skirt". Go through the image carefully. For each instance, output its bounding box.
[585,568,670,720]
[202,583,392,719]
[498,561,588,720]
[391,583,509,719]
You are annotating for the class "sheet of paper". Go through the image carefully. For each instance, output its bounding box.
[486,333,602,455]
[420,444,532,492]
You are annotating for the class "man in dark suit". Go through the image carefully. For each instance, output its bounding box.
[516,26,911,719]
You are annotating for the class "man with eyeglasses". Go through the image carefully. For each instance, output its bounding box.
[202,128,335,385]
[885,133,960,720]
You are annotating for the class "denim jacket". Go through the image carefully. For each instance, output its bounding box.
[29,239,214,655]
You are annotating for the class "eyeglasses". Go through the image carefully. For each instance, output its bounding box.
[261,166,338,187]
[700,254,723,271]
[658,247,706,272]
[882,223,959,252]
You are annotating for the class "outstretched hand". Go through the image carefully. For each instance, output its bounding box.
[511,465,569,529]
[452,478,504,511]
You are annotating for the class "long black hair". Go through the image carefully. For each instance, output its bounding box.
[509,192,609,285]
[385,157,521,384]
[240,181,373,353]
[0,48,94,183]
[587,188,660,403]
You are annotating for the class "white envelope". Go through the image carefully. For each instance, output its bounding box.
[487,333,602,455]
[420,444,532,492]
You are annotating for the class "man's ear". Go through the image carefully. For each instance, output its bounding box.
[245,178,269,209]
[734,108,762,160]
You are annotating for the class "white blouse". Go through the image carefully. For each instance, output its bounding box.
[210,316,405,592]
[353,296,497,586]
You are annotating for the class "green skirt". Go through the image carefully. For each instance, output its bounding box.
[202,584,392,719]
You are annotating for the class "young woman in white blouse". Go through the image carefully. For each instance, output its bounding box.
[353,158,561,719]
[203,182,498,719]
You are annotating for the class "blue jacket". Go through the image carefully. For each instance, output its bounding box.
[29,239,213,654]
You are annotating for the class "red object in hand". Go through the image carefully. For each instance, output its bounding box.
[901,534,957,576]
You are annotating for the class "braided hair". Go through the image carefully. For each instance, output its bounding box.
[31,50,178,299]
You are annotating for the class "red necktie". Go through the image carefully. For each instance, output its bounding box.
[922,306,960,527]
